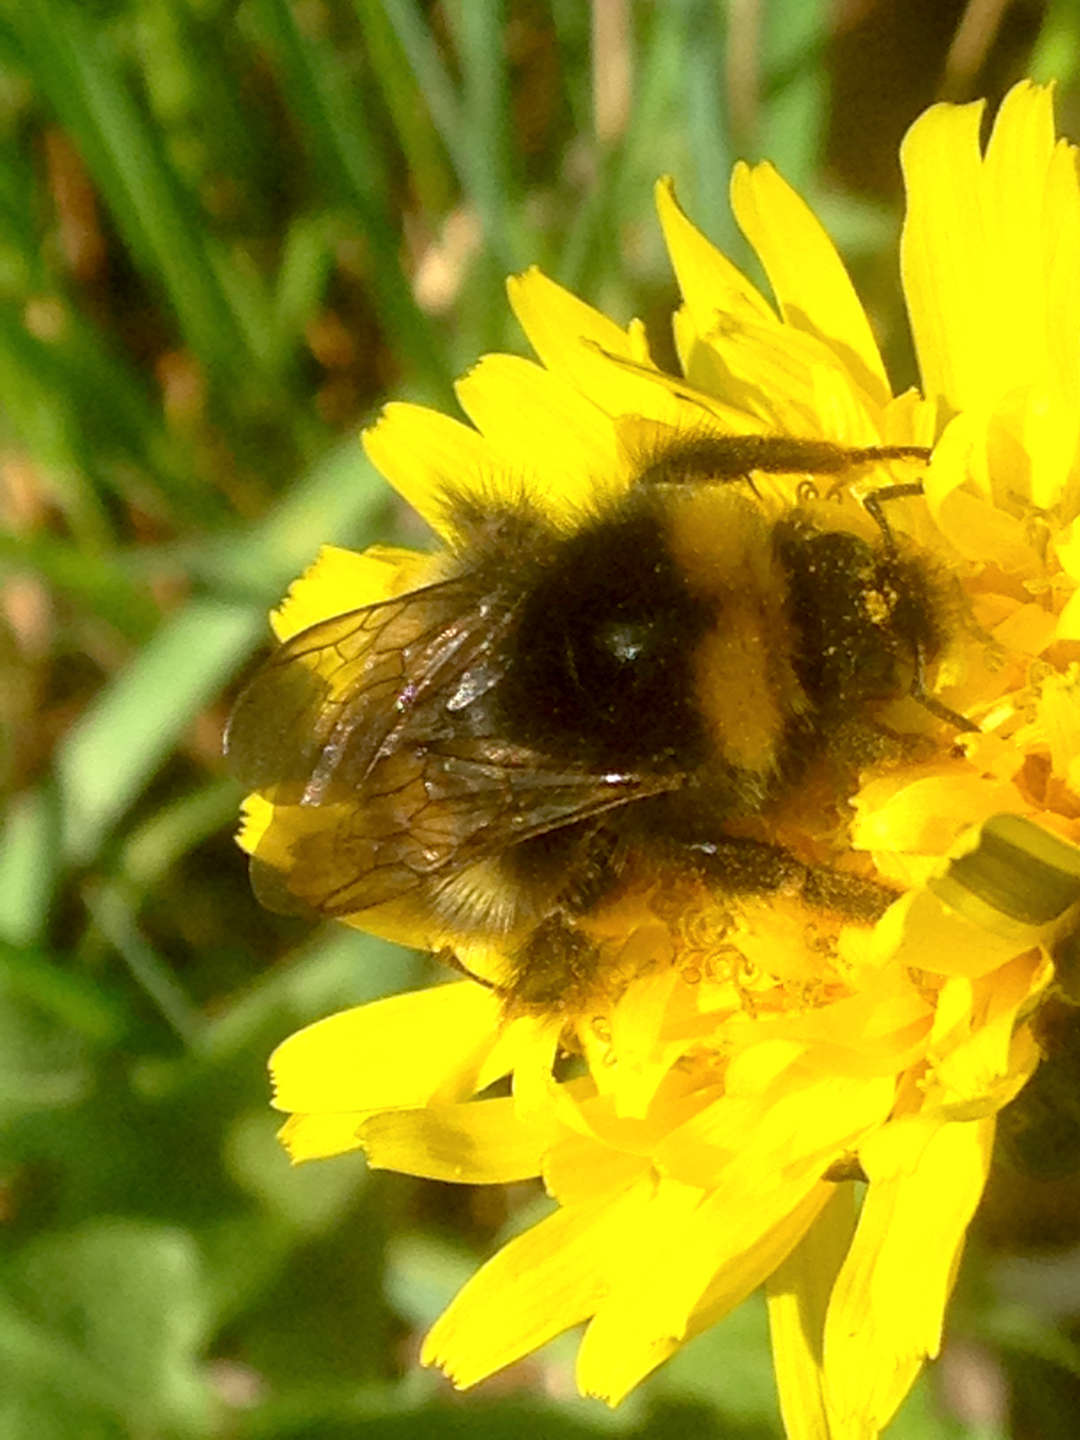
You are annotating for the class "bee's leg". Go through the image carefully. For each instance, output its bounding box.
[435,924,604,1013]
[432,945,499,990]
[505,913,603,1012]
[908,643,979,732]
[861,481,979,735]
[496,823,627,1013]
[860,480,926,548]
[799,862,901,922]
[686,836,899,924]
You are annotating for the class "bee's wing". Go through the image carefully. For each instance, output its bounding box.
[225,572,497,803]
[226,576,677,918]
[247,740,674,917]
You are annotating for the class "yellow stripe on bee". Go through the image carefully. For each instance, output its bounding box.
[693,605,788,775]
[663,489,806,779]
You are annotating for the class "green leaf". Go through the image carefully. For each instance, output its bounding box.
[0,1219,215,1437]
[383,1233,476,1331]
[197,925,422,1068]
[0,790,60,947]
[646,1290,779,1427]
[83,883,205,1046]
[226,1108,369,1236]
[57,598,262,866]
[0,949,95,1118]
[0,942,128,1047]
[887,1367,981,1439]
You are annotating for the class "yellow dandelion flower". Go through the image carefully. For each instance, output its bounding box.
[227,81,1080,1440]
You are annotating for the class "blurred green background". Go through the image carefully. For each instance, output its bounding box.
[3,2,1080,1437]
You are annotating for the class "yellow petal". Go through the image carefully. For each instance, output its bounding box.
[654,175,773,338]
[455,353,626,516]
[357,1097,554,1183]
[696,310,877,442]
[474,1012,556,1094]
[508,265,634,365]
[270,981,502,1114]
[852,772,1025,856]
[766,1185,858,1440]
[362,402,499,538]
[900,81,1063,444]
[670,305,778,427]
[236,792,272,856]
[422,1179,650,1389]
[542,1132,650,1206]
[607,966,683,1117]
[990,600,1060,658]
[270,543,435,641]
[1045,137,1080,409]
[656,1068,895,1190]
[900,97,990,413]
[510,1017,562,1120]
[574,1176,707,1401]
[926,955,1049,1116]
[1014,669,1080,782]
[579,1178,833,1405]
[587,1165,830,1370]
[980,81,1058,398]
[824,1116,995,1436]
[746,969,932,1079]
[278,1111,366,1161]
[731,161,889,409]
[922,413,1041,569]
[507,267,682,423]
[886,887,1035,981]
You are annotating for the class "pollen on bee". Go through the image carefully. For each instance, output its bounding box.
[863,588,892,625]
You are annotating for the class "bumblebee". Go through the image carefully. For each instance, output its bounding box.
[226,432,970,1012]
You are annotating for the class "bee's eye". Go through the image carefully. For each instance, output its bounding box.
[580,614,669,693]
[596,619,651,665]
[563,608,683,723]
[539,597,696,761]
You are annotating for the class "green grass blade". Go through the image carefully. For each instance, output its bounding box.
[375,0,526,275]
[248,0,454,404]
[56,598,262,867]
[680,0,737,250]
[0,791,60,946]
[0,532,161,642]
[119,779,243,892]
[193,436,390,604]
[455,0,520,256]
[759,0,829,187]
[352,1,454,216]
[84,882,205,1046]
[1,3,271,390]
[0,436,389,936]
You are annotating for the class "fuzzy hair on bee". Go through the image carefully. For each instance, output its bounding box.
[226,430,971,1013]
